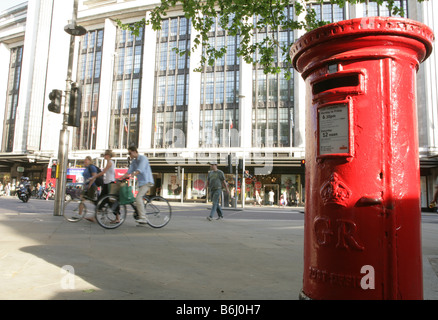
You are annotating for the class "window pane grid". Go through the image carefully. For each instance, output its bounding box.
[153,17,190,148]
[2,46,23,152]
[108,25,145,150]
[74,29,103,150]
[252,6,296,148]
[199,15,240,148]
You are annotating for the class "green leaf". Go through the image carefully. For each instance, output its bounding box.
[116,0,428,77]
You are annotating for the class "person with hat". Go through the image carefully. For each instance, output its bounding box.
[206,161,229,221]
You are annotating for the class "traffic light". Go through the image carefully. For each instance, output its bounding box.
[227,154,232,173]
[48,89,62,113]
[238,159,243,171]
[51,163,57,179]
[175,166,181,180]
[301,159,306,169]
[68,82,81,127]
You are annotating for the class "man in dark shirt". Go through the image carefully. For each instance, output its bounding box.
[82,156,98,200]
[78,156,98,220]
[206,161,229,221]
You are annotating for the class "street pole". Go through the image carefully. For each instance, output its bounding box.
[181,167,184,204]
[241,156,245,209]
[234,158,238,208]
[53,0,80,216]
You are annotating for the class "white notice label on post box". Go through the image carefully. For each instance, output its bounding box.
[319,103,349,155]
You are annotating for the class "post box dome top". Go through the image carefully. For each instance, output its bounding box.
[290,17,434,74]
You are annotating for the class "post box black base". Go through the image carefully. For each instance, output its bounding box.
[299,290,312,300]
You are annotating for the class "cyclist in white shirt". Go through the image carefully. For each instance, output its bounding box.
[90,149,115,199]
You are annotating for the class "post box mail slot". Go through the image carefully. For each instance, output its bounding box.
[312,71,365,100]
[313,74,360,95]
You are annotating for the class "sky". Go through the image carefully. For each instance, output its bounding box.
[0,0,27,13]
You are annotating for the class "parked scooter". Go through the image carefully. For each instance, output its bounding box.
[17,177,31,203]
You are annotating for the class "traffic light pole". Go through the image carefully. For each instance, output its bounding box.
[53,0,79,216]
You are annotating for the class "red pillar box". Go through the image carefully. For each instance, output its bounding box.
[290,17,434,300]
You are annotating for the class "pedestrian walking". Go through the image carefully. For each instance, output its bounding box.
[281,190,288,207]
[230,186,235,205]
[255,189,262,207]
[38,183,44,199]
[268,189,275,206]
[206,161,229,221]
[430,176,438,212]
[280,193,288,208]
[119,146,154,224]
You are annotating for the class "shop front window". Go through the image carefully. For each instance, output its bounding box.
[236,173,304,206]
[186,173,207,200]
[161,172,208,201]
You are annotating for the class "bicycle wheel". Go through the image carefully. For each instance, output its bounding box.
[64,199,86,222]
[145,196,172,228]
[95,195,127,229]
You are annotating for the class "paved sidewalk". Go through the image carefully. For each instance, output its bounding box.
[0,199,304,300]
[0,197,437,300]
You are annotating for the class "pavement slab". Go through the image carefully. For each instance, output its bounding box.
[0,197,437,301]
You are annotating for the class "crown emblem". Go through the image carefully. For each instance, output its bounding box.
[320,173,352,207]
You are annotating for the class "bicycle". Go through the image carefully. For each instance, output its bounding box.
[63,184,98,223]
[94,179,172,229]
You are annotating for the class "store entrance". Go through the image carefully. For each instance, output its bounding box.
[263,184,279,206]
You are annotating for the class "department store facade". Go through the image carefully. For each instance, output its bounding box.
[0,0,437,207]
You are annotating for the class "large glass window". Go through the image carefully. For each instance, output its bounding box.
[252,6,296,148]
[309,1,345,23]
[2,46,23,152]
[74,29,104,150]
[109,25,144,149]
[199,15,240,148]
[153,16,191,148]
[362,0,408,17]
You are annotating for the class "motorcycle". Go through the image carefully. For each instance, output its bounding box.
[43,186,55,200]
[17,183,31,203]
